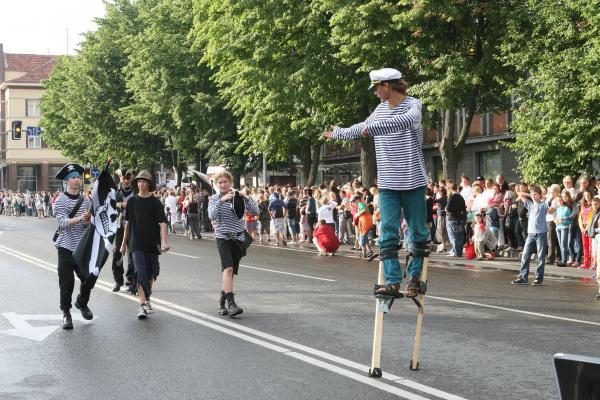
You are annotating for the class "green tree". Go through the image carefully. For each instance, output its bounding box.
[122,0,243,186]
[324,0,517,181]
[503,1,600,184]
[41,0,160,169]
[191,0,373,186]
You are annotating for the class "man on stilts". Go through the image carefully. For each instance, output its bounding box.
[323,67,429,297]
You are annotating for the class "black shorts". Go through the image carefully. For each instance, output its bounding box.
[216,238,242,275]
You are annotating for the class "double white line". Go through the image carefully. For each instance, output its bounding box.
[0,244,466,400]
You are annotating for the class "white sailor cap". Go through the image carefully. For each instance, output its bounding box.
[368,68,403,90]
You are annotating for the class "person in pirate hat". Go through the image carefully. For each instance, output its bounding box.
[111,168,136,293]
[323,67,429,298]
[53,163,95,330]
[208,170,259,317]
[120,170,169,319]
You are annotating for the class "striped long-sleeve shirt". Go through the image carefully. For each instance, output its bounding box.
[54,192,91,251]
[208,193,259,241]
[332,96,427,191]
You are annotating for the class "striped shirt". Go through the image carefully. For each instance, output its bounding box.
[208,193,259,241]
[54,192,91,251]
[332,96,427,191]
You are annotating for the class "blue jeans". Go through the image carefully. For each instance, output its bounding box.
[379,187,428,285]
[569,224,582,262]
[556,226,570,263]
[446,219,466,256]
[519,233,547,282]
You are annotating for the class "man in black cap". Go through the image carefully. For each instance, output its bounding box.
[53,163,94,330]
[120,170,170,319]
[111,168,136,293]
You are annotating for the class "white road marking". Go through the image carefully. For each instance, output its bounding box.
[0,244,465,400]
[240,264,336,282]
[0,312,94,342]
[167,251,199,259]
[165,249,336,282]
[426,295,600,327]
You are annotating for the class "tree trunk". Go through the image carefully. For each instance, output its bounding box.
[360,137,377,187]
[305,143,321,187]
[439,106,475,182]
[300,142,312,185]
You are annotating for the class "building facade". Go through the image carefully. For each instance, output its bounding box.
[0,44,67,192]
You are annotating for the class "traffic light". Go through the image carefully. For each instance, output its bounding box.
[84,167,91,184]
[11,120,22,140]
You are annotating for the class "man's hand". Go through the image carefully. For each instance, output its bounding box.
[81,211,91,224]
[322,131,333,139]
[161,242,170,253]
[220,191,235,202]
[361,127,369,137]
[120,243,127,254]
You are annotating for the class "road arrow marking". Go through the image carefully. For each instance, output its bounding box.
[0,312,95,341]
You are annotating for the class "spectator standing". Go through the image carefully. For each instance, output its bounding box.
[446,183,467,257]
[555,192,574,267]
[285,190,299,243]
[578,192,596,269]
[257,192,271,243]
[511,186,555,286]
[268,192,287,246]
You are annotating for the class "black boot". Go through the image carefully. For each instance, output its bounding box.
[218,291,228,316]
[62,311,73,330]
[225,292,243,317]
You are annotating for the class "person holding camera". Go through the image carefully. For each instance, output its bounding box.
[208,171,259,317]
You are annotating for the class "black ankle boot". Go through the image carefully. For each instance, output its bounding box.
[225,292,243,317]
[218,291,228,316]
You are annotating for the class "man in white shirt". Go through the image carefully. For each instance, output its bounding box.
[460,175,473,202]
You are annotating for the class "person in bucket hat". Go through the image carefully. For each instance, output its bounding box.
[121,169,169,319]
[208,170,259,317]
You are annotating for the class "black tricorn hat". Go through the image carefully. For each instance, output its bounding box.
[232,191,245,219]
[56,163,84,180]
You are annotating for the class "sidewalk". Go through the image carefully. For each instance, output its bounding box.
[188,231,597,281]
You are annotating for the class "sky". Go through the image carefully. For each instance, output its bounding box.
[0,0,107,55]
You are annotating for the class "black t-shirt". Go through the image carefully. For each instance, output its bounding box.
[188,201,198,214]
[125,195,167,254]
[287,198,298,219]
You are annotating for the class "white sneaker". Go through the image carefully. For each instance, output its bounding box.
[137,305,147,320]
[145,301,154,314]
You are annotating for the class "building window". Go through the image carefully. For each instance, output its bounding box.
[48,166,63,192]
[17,166,37,192]
[27,127,42,148]
[478,150,501,180]
[26,99,41,117]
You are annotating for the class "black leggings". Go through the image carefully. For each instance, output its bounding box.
[57,247,98,312]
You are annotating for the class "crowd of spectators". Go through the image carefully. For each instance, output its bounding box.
[0,190,58,218]
[3,173,599,275]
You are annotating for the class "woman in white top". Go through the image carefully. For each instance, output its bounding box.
[164,191,178,234]
[317,197,337,228]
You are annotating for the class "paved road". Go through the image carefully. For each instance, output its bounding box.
[0,216,598,400]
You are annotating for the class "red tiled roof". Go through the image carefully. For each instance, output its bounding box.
[5,53,58,84]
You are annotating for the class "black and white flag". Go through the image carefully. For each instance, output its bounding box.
[74,164,118,279]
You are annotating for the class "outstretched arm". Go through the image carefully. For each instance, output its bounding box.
[362,98,422,137]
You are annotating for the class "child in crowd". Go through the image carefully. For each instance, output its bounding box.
[473,212,498,261]
[353,195,374,258]
[485,202,500,240]
[586,197,600,272]
[555,192,574,267]
[313,219,340,256]
[579,191,595,269]
[512,186,555,286]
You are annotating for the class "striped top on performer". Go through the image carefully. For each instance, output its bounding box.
[54,192,91,251]
[331,96,427,191]
[208,193,259,241]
